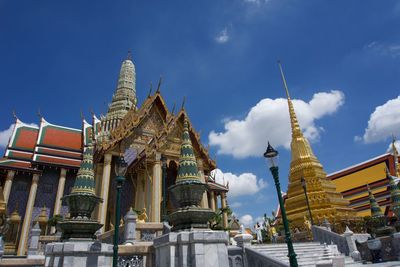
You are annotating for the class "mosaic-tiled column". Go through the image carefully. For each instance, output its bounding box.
[4,170,15,203]
[50,168,67,234]
[98,153,112,233]
[17,173,39,256]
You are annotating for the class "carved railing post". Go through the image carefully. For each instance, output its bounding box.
[123,208,137,245]
[343,226,361,261]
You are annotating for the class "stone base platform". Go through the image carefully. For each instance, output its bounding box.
[44,239,112,267]
[153,230,229,267]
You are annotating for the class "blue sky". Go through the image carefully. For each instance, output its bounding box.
[1,0,400,226]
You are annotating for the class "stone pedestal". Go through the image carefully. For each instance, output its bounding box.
[45,240,113,267]
[153,230,229,267]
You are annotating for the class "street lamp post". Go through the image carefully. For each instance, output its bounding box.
[161,154,167,221]
[300,176,314,226]
[264,142,298,267]
[113,156,128,267]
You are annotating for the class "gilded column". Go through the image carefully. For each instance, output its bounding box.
[152,153,162,222]
[98,153,112,233]
[197,159,209,208]
[221,192,228,229]
[4,170,15,203]
[17,174,39,256]
[50,168,67,234]
[209,191,216,211]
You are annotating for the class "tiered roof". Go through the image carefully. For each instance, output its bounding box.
[0,117,93,172]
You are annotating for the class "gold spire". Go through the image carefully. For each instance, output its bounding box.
[278,61,303,139]
[278,61,357,227]
[278,61,315,162]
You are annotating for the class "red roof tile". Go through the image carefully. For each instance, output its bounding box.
[39,126,82,151]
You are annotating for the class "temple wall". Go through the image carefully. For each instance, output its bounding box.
[7,173,31,219]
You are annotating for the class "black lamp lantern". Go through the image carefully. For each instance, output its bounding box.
[264,142,279,168]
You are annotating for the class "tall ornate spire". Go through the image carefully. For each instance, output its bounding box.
[278,61,318,163]
[391,135,399,177]
[387,169,400,219]
[278,61,302,138]
[106,53,137,121]
[176,118,201,183]
[71,139,95,195]
[278,62,356,228]
[367,184,383,218]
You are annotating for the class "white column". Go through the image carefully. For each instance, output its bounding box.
[221,192,228,229]
[197,159,209,208]
[209,191,216,211]
[98,153,112,233]
[152,154,162,222]
[4,170,15,203]
[50,168,67,234]
[17,174,39,256]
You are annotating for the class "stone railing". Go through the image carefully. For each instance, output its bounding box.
[312,225,349,255]
[245,247,289,267]
[97,222,163,244]
[312,224,369,261]
[230,230,289,267]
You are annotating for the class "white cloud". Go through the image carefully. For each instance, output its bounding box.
[357,96,400,143]
[239,214,254,226]
[0,124,15,148]
[0,123,38,148]
[211,169,267,198]
[366,41,400,58]
[209,90,344,158]
[215,28,229,44]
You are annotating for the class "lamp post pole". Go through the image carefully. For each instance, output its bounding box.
[301,176,314,225]
[264,142,298,267]
[161,154,167,221]
[113,156,127,267]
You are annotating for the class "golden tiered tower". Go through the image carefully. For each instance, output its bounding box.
[278,63,356,228]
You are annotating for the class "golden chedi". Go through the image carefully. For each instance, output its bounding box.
[278,62,357,228]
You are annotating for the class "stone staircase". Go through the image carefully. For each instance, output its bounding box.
[251,242,356,267]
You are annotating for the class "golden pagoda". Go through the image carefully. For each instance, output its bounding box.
[278,62,356,227]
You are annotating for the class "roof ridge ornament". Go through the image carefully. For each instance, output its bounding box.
[156,75,162,93]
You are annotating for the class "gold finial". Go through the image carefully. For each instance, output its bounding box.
[171,102,176,115]
[181,96,186,110]
[12,110,18,121]
[156,75,162,93]
[277,60,291,100]
[148,82,153,98]
[37,108,42,119]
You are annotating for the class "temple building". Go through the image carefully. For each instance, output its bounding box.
[278,63,357,228]
[0,54,228,256]
[327,138,400,217]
